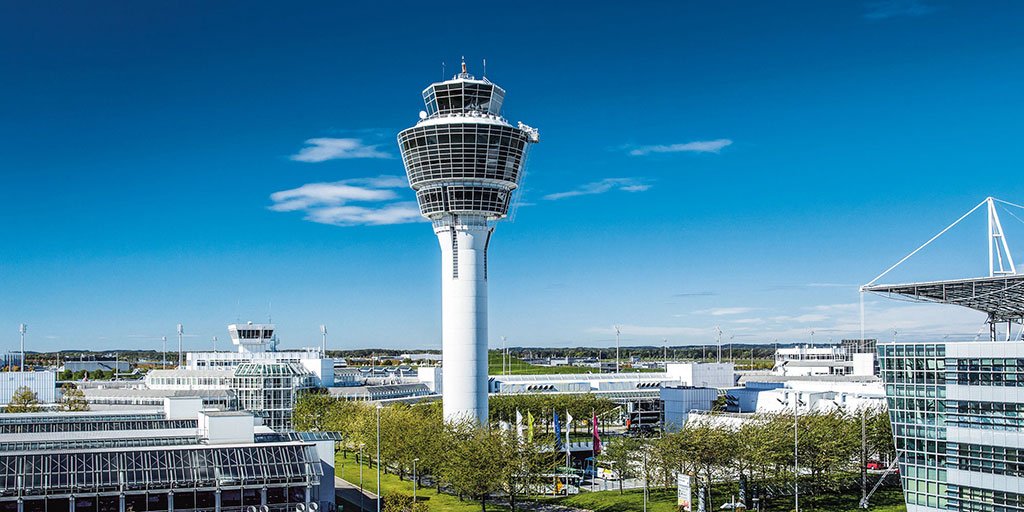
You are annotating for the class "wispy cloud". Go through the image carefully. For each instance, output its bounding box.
[290,138,391,162]
[629,139,732,156]
[693,307,759,316]
[673,291,717,298]
[864,0,939,19]
[269,175,423,226]
[543,178,651,201]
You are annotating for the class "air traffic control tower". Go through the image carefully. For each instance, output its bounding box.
[398,59,539,423]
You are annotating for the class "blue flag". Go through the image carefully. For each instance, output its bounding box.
[553,410,563,451]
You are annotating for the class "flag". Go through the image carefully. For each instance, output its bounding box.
[516,410,524,441]
[527,411,535,443]
[565,411,573,452]
[592,412,602,455]
[554,410,563,451]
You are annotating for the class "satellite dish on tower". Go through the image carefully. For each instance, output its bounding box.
[419,111,428,120]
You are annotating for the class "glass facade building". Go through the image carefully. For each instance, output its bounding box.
[231,362,315,432]
[880,341,1024,512]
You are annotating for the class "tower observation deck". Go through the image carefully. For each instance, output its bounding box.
[398,59,539,423]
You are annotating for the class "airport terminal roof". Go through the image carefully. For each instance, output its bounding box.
[863,274,1024,322]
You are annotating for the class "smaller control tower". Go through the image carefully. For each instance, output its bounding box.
[228,322,277,353]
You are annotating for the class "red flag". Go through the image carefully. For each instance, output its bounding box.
[592,413,602,455]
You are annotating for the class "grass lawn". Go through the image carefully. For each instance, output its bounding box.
[488,353,593,375]
[557,487,906,512]
[335,451,511,512]
[336,450,906,512]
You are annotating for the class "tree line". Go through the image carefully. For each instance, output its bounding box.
[294,393,895,512]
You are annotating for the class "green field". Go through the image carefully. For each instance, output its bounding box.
[558,488,906,512]
[335,451,906,512]
[487,352,594,375]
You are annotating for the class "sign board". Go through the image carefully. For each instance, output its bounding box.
[677,473,693,511]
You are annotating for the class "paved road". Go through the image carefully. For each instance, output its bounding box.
[335,476,378,512]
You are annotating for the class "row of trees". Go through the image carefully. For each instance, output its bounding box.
[294,394,563,512]
[294,393,895,512]
[602,407,895,508]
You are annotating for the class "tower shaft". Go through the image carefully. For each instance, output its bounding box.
[436,220,491,422]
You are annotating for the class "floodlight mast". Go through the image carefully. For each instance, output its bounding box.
[18,324,26,370]
[398,58,539,424]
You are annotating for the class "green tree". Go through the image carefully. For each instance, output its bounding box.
[495,428,553,512]
[437,422,508,512]
[5,386,41,413]
[58,383,90,411]
[600,435,642,494]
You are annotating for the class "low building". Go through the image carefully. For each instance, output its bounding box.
[0,397,337,512]
[62,360,131,373]
[661,386,719,431]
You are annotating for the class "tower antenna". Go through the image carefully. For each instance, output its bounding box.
[442,61,446,79]
[461,56,467,75]
[483,58,487,77]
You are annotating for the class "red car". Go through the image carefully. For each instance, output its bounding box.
[866,461,884,470]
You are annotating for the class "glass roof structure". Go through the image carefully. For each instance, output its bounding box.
[863,274,1024,323]
[0,442,321,497]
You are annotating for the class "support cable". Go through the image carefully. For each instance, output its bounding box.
[865,198,989,287]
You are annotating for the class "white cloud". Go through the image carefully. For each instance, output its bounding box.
[269,175,423,227]
[290,138,391,162]
[629,139,732,156]
[543,178,650,201]
[694,307,759,316]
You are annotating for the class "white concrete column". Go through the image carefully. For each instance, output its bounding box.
[435,220,491,424]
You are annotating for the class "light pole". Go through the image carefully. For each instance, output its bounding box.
[359,443,365,511]
[18,324,26,370]
[161,336,167,369]
[614,325,621,373]
[176,323,184,367]
[413,458,420,503]
[212,336,218,352]
[662,338,667,362]
[715,326,722,363]
[320,324,328,355]
[777,396,804,512]
[642,445,648,512]
[376,403,383,512]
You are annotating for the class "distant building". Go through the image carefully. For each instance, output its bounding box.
[62,360,131,373]
[773,343,877,377]
[0,370,56,405]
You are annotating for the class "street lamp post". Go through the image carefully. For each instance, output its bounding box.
[161,336,167,369]
[413,458,420,503]
[777,396,803,512]
[376,403,382,512]
[614,326,621,373]
[358,444,365,511]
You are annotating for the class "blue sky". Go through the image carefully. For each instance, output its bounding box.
[2,1,1024,352]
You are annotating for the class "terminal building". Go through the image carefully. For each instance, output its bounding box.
[0,396,336,512]
[866,197,1024,512]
